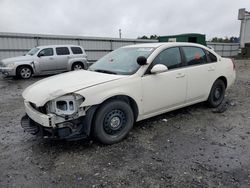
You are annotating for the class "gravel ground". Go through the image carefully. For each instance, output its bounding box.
[0,60,250,188]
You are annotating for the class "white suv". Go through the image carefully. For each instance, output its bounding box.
[0,45,88,79]
[21,42,236,144]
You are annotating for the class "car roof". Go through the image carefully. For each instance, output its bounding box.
[123,42,208,49]
[35,44,82,48]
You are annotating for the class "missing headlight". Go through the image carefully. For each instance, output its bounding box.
[46,94,85,117]
[69,101,74,111]
[55,100,76,115]
[56,101,68,111]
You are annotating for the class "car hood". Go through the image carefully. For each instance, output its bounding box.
[22,70,126,106]
[2,55,33,64]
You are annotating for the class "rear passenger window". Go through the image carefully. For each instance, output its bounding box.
[71,47,83,54]
[56,47,70,55]
[182,47,208,66]
[153,47,182,70]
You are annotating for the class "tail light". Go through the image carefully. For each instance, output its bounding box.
[231,58,236,71]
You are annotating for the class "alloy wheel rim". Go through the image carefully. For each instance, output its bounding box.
[74,64,83,70]
[21,68,31,78]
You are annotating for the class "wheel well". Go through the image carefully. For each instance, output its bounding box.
[99,95,139,120]
[71,61,86,70]
[217,76,227,88]
[16,65,34,74]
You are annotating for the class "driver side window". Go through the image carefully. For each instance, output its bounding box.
[38,48,54,57]
[153,47,182,70]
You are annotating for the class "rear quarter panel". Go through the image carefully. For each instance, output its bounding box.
[202,57,235,100]
[220,57,236,88]
[67,57,88,70]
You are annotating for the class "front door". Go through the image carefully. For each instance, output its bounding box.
[35,48,57,73]
[142,47,187,116]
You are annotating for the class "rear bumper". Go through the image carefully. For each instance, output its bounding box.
[0,67,16,76]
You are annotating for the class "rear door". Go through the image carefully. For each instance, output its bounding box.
[181,46,218,103]
[55,47,71,71]
[142,47,188,115]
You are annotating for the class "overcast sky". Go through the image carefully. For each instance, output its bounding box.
[0,0,249,40]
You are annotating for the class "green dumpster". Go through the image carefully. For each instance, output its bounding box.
[158,33,206,46]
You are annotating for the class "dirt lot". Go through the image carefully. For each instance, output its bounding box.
[0,60,250,188]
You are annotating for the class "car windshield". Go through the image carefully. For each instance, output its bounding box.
[26,47,40,56]
[89,47,155,75]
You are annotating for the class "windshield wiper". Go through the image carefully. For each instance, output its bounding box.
[93,69,117,75]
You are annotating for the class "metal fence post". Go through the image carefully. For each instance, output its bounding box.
[35,37,40,46]
[110,40,113,51]
[77,39,81,45]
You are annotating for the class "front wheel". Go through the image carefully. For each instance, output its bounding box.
[207,79,226,107]
[93,100,134,144]
[17,66,32,79]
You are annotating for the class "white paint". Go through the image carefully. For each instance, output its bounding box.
[22,42,236,128]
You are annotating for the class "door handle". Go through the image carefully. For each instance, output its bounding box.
[176,73,185,78]
[208,67,215,71]
[49,57,54,60]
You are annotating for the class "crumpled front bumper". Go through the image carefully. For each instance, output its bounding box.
[21,114,75,139]
[0,67,16,76]
[24,100,55,127]
[21,115,40,135]
[21,100,96,140]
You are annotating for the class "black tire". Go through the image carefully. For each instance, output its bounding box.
[72,62,84,70]
[17,66,32,79]
[93,100,134,144]
[207,79,226,108]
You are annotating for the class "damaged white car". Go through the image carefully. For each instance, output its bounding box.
[21,43,236,144]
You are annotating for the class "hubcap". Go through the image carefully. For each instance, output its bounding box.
[20,68,31,78]
[103,109,126,135]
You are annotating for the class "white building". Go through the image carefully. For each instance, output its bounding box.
[238,8,250,57]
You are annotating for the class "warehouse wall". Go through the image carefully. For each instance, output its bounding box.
[0,32,239,61]
[0,32,157,62]
[206,42,240,57]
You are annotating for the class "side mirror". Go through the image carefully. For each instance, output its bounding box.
[137,56,147,66]
[151,64,168,74]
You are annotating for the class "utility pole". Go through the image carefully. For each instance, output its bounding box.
[119,29,122,39]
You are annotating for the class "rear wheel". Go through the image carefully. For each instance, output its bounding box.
[93,100,134,144]
[72,62,84,70]
[17,66,32,79]
[207,79,226,107]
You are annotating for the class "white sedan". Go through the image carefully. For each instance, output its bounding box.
[21,42,236,144]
